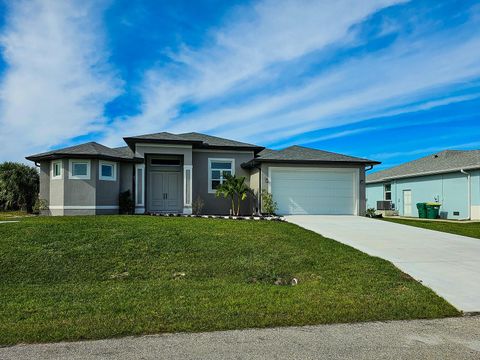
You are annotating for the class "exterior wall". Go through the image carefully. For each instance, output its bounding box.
[192,150,255,215]
[258,162,367,216]
[366,183,383,210]
[64,159,97,207]
[38,162,51,215]
[135,144,192,165]
[41,158,125,216]
[49,159,66,214]
[96,161,120,207]
[120,163,134,193]
[472,170,480,220]
[367,171,472,219]
[249,167,260,213]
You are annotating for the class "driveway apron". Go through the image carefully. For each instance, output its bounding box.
[286,215,480,313]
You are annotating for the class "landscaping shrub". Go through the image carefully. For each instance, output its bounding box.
[0,162,39,213]
[119,190,134,214]
[261,189,278,215]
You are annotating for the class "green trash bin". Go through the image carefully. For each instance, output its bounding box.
[426,203,441,219]
[416,203,427,218]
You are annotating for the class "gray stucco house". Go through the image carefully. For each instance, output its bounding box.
[366,150,480,220]
[26,132,379,216]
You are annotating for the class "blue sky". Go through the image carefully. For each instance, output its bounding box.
[0,0,479,171]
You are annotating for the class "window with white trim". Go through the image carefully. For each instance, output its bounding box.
[69,159,91,180]
[52,160,62,179]
[99,161,117,181]
[208,158,235,193]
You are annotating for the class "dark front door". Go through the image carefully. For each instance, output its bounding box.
[149,171,181,212]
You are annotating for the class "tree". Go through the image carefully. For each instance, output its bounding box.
[215,174,251,216]
[0,162,39,213]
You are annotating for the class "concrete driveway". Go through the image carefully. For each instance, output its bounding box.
[286,215,480,313]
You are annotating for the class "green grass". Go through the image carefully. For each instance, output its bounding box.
[0,216,459,344]
[0,210,29,221]
[383,218,480,239]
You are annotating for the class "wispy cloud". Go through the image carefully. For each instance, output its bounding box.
[0,0,122,161]
[103,0,480,150]
[102,0,403,144]
[369,140,480,160]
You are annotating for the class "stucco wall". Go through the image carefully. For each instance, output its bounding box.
[366,183,383,209]
[96,161,120,207]
[258,162,367,215]
[64,159,97,207]
[192,150,255,215]
[120,163,134,193]
[366,171,471,219]
[49,159,66,209]
[39,162,50,203]
[135,144,192,165]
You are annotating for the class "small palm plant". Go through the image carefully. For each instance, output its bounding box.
[215,173,251,216]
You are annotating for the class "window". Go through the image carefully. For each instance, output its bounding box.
[208,158,235,193]
[69,159,91,180]
[99,161,117,181]
[384,183,392,201]
[52,160,62,179]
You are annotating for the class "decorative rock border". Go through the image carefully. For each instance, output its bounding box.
[145,212,285,221]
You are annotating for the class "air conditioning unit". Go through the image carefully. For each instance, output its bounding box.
[377,201,392,210]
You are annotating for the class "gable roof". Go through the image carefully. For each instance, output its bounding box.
[243,145,379,167]
[124,131,264,152]
[367,150,480,183]
[26,142,140,163]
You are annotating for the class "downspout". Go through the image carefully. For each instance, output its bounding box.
[460,169,471,220]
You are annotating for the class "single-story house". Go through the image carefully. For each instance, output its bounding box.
[26,132,379,216]
[366,150,480,220]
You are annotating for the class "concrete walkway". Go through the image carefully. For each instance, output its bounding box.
[1,317,479,359]
[286,215,480,312]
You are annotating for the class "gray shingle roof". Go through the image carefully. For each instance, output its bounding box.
[178,132,262,149]
[252,145,379,164]
[367,150,480,183]
[124,132,196,143]
[124,131,264,151]
[26,142,138,162]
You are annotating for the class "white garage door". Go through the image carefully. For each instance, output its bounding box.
[270,168,358,215]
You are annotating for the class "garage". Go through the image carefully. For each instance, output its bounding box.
[269,168,358,215]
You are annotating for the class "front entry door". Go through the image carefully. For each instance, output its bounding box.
[149,171,181,212]
[403,190,412,216]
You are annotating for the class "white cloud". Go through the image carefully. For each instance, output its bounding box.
[102,0,403,145]
[104,0,480,151]
[0,0,122,162]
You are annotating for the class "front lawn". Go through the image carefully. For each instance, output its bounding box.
[0,210,28,221]
[0,216,459,344]
[383,218,480,239]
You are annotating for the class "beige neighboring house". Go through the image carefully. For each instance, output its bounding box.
[26,132,379,216]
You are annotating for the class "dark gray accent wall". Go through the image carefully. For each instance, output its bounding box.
[120,163,134,193]
[192,150,255,215]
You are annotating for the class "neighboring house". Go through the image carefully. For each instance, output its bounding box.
[26,132,379,216]
[366,150,480,220]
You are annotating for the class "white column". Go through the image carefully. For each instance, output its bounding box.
[135,163,145,214]
[183,165,193,214]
